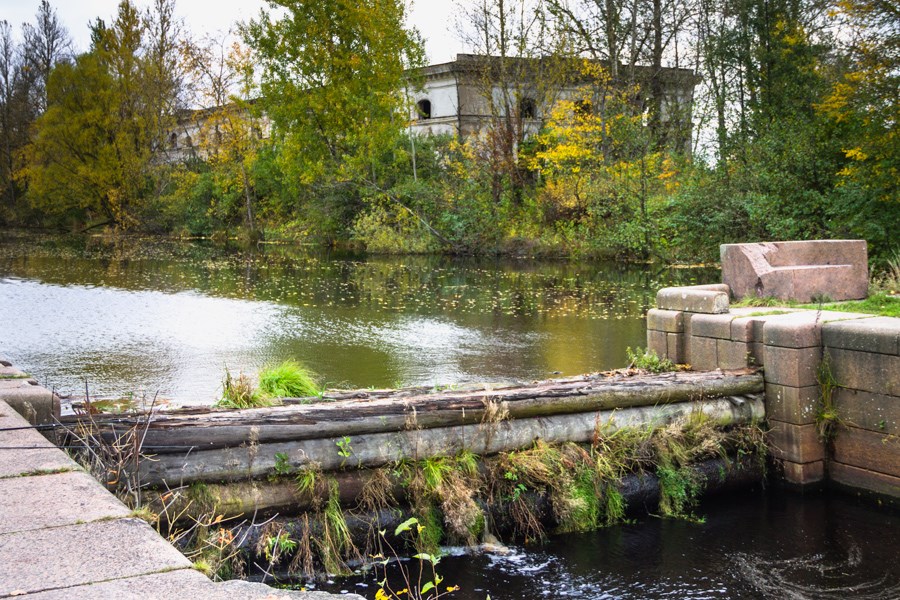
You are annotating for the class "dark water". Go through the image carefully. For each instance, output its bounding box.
[0,231,711,404]
[312,488,900,600]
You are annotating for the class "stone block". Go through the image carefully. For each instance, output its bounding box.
[0,382,60,425]
[666,333,684,364]
[0,401,78,479]
[691,314,734,339]
[823,316,900,356]
[0,471,129,535]
[21,570,365,600]
[721,240,868,302]
[0,518,192,597]
[763,345,822,388]
[688,336,718,370]
[832,388,899,435]
[767,420,825,463]
[717,339,752,370]
[647,329,668,359]
[656,287,729,314]
[647,309,684,333]
[829,462,900,499]
[828,348,900,396]
[833,426,900,478]
[781,460,825,485]
[730,317,756,343]
[763,313,823,348]
[765,383,820,425]
[0,356,11,367]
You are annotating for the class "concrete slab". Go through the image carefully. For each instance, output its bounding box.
[17,570,364,600]
[0,402,78,479]
[0,471,130,534]
[0,383,60,425]
[0,518,191,597]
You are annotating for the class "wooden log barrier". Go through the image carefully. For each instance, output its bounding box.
[138,393,764,487]
[66,370,763,452]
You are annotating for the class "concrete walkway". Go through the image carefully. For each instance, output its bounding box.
[0,390,361,599]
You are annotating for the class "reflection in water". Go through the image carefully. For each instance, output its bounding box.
[313,489,900,600]
[0,232,713,403]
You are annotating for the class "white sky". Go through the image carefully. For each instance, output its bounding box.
[0,0,466,64]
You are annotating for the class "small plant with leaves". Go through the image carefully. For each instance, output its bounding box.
[372,517,460,600]
[815,353,842,443]
[626,347,677,373]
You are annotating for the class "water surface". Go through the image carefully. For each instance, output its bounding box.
[0,231,710,404]
[313,488,900,600]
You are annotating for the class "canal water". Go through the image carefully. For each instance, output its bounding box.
[310,488,900,600]
[0,231,710,404]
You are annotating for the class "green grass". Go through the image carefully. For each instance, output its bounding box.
[258,360,320,399]
[799,292,900,318]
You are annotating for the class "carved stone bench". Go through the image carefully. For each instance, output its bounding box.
[721,240,868,302]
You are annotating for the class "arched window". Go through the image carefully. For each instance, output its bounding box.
[519,97,537,119]
[416,99,432,120]
[169,132,178,149]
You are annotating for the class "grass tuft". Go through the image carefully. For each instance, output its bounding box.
[258,360,321,399]
[216,368,275,409]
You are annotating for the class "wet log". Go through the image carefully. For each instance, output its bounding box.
[228,455,766,557]
[68,370,763,453]
[138,394,764,487]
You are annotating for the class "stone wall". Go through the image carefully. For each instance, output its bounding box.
[647,285,900,498]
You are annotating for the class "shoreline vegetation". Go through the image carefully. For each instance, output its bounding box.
[0,0,896,269]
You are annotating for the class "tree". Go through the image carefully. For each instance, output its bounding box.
[22,0,72,113]
[24,0,186,228]
[242,0,425,235]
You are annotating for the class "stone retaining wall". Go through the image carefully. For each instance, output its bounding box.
[647,285,900,498]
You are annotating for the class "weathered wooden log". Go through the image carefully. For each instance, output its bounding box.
[67,370,763,453]
[138,394,764,487]
[228,455,766,556]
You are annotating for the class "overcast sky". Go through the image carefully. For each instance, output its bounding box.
[0,0,466,64]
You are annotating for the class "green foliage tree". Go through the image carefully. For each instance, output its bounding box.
[242,0,425,237]
[24,0,183,228]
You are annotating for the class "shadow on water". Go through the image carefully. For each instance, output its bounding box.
[309,488,900,600]
[0,232,715,403]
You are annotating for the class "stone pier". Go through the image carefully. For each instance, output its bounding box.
[647,285,900,497]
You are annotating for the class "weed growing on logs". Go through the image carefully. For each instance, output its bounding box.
[626,347,677,372]
[258,360,321,399]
